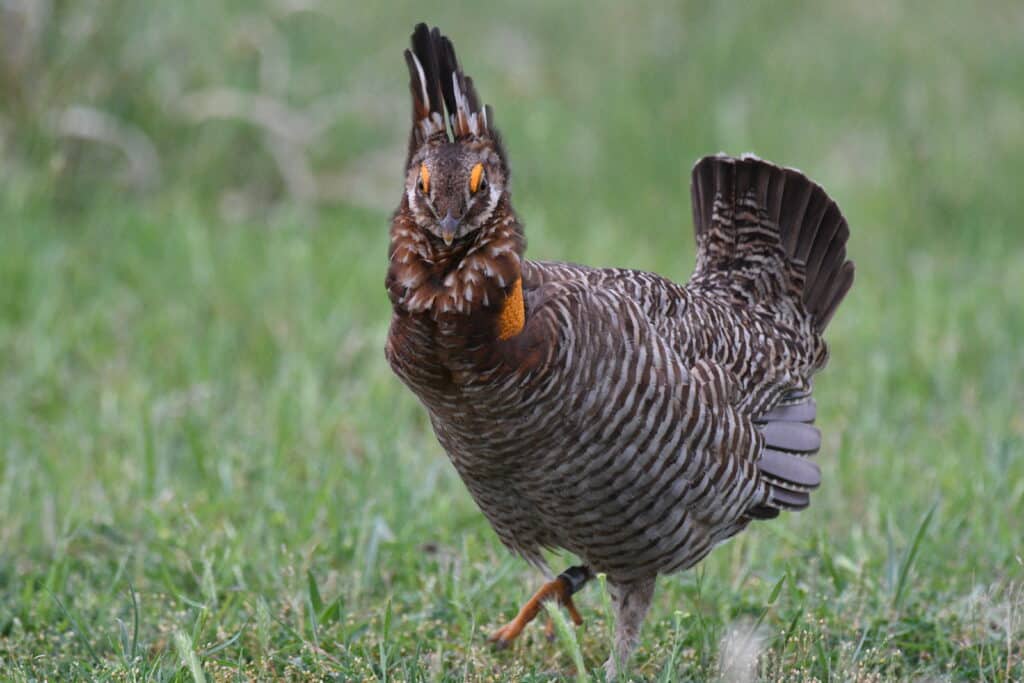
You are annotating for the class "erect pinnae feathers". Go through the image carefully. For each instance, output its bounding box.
[461,73,482,119]
[403,50,430,120]
[437,34,459,119]
[405,23,493,144]
[410,24,444,116]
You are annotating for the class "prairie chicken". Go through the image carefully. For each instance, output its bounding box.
[385,24,854,677]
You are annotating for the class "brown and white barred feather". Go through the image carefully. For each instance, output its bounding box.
[387,26,854,584]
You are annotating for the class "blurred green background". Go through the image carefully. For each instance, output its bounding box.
[2,1,1022,680]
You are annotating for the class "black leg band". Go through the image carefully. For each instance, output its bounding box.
[557,565,594,596]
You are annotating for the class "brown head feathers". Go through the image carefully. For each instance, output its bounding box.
[390,25,524,326]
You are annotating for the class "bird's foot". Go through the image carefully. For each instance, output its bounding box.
[488,565,591,649]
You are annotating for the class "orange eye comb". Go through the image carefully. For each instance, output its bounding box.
[469,163,484,193]
[419,164,430,193]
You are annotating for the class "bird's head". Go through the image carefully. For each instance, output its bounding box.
[400,24,510,249]
[406,140,506,247]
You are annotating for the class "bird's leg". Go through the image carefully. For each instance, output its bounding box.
[489,565,592,648]
[603,577,656,681]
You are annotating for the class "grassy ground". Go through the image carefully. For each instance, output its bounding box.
[2,1,1023,680]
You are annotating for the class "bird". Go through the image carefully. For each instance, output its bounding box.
[385,23,854,678]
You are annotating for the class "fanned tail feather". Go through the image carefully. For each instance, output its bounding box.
[690,155,853,518]
[690,154,855,332]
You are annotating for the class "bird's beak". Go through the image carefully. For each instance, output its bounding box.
[440,212,460,246]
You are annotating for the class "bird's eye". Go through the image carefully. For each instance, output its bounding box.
[419,164,430,194]
[469,163,486,194]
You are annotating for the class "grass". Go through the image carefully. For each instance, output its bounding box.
[1,1,1023,680]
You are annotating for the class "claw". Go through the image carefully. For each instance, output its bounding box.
[563,594,584,625]
[489,623,518,649]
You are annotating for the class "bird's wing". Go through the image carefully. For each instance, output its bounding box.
[525,260,811,417]
[506,278,819,578]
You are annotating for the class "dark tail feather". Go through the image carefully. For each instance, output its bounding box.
[690,154,855,333]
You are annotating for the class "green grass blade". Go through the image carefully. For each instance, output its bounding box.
[128,582,139,662]
[200,619,248,657]
[779,604,804,655]
[892,502,937,609]
[174,630,207,683]
[544,601,587,683]
[660,609,686,683]
[48,590,100,666]
[379,598,392,683]
[752,573,786,634]
[307,569,324,615]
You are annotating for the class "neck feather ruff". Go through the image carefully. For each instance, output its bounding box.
[386,197,526,342]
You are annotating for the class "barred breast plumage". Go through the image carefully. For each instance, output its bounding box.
[384,24,854,678]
